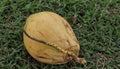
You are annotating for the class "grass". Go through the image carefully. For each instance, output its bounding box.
[0,0,120,69]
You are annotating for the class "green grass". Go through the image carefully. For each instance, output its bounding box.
[0,0,120,69]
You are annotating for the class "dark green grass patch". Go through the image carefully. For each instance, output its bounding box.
[0,0,120,69]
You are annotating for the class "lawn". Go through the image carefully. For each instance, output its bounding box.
[0,0,120,69]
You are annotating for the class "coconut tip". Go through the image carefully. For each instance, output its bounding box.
[72,54,87,64]
[76,57,87,64]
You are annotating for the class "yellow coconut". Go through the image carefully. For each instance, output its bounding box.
[23,11,86,64]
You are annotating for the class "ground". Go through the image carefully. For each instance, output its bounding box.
[0,0,120,69]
